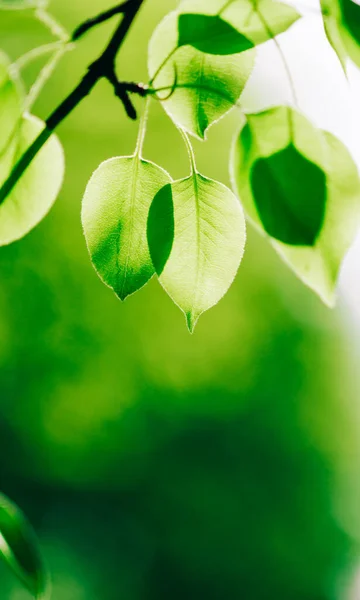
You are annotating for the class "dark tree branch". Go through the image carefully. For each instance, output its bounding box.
[72,1,133,41]
[0,0,145,206]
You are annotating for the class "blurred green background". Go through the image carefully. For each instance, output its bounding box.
[1,1,360,598]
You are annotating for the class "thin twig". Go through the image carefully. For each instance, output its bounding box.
[0,0,145,206]
[72,1,132,40]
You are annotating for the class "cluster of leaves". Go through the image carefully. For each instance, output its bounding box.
[1,0,360,342]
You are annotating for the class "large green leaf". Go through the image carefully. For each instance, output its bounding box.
[0,114,64,245]
[0,52,23,154]
[148,171,246,332]
[231,106,360,305]
[82,156,171,300]
[148,5,254,139]
[0,493,49,599]
[177,0,300,54]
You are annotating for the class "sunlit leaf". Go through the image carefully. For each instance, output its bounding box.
[177,0,300,52]
[148,7,254,139]
[0,52,23,154]
[82,156,171,300]
[231,106,360,305]
[148,171,246,332]
[0,114,64,245]
[0,493,49,599]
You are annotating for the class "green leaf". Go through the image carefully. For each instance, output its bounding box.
[177,0,300,51]
[82,156,171,300]
[0,52,23,154]
[148,171,246,332]
[148,8,254,139]
[0,493,49,599]
[321,0,360,68]
[0,114,64,245]
[231,106,360,305]
[177,14,254,55]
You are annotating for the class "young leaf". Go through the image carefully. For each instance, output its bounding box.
[0,493,49,599]
[176,0,300,54]
[148,170,246,332]
[82,156,171,300]
[0,114,64,245]
[231,106,360,305]
[0,52,23,154]
[148,8,254,139]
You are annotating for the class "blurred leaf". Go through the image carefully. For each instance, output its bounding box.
[321,0,360,68]
[0,493,49,599]
[0,114,64,245]
[177,0,300,54]
[148,7,254,139]
[150,170,246,332]
[0,0,44,8]
[82,156,171,300]
[0,51,23,154]
[231,106,360,305]
[177,14,254,55]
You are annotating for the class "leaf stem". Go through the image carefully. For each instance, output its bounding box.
[34,8,70,42]
[0,0,145,206]
[135,97,150,157]
[179,128,197,175]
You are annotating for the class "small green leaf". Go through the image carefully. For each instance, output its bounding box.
[82,156,171,300]
[0,52,23,154]
[177,14,254,55]
[0,114,64,245]
[0,493,49,599]
[231,106,360,305]
[148,171,246,332]
[321,0,360,68]
[148,8,254,139]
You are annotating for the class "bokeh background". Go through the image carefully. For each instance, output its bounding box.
[2,0,360,598]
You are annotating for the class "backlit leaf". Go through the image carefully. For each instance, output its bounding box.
[82,156,171,300]
[0,52,23,154]
[231,106,360,305]
[0,114,64,245]
[0,493,49,599]
[148,7,254,139]
[321,0,360,68]
[148,171,246,332]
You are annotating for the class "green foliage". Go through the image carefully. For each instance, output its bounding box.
[0,0,359,333]
[0,493,49,599]
[0,114,64,245]
[149,133,246,332]
[231,107,360,305]
[148,8,254,139]
[82,154,171,300]
[321,0,360,69]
